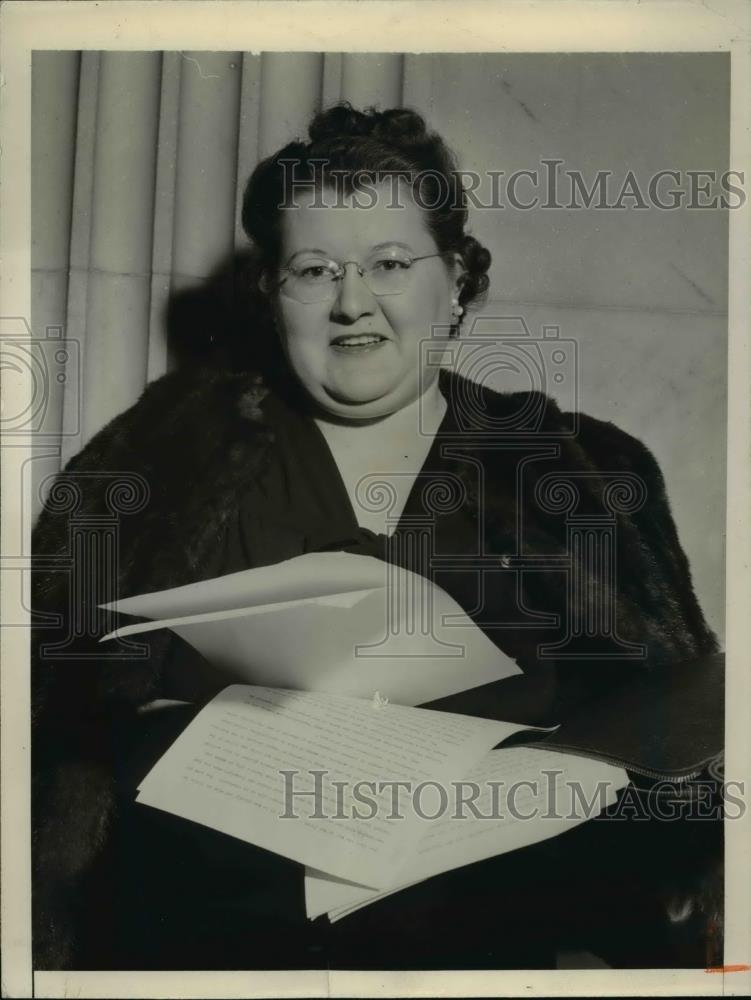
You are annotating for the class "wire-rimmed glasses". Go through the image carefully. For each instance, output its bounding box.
[277,247,443,304]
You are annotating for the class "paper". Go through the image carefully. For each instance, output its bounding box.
[100,551,521,706]
[305,747,629,921]
[136,685,534,888]
[101,551,389,618]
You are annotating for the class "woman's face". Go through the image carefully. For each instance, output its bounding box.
[270,182,461,421]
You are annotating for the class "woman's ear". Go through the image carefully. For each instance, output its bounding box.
[258,269,271,295]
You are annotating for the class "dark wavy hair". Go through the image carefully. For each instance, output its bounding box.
[232,103,491,375]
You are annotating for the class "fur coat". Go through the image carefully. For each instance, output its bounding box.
[30,365,720,968]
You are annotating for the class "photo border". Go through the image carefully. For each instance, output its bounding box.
[1,2,749,997]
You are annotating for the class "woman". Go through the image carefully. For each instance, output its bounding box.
[32,104,722,971]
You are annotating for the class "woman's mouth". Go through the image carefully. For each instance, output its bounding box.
[330,334,389,354]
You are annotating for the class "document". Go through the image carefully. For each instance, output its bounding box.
[136,684,538,888]
[305,746,628,921]
[135,684,625,917]
[101,551,521,706]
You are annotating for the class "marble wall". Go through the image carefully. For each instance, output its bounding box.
[418,53,729,642]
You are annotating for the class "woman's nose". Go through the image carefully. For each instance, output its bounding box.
[330,263,376,321]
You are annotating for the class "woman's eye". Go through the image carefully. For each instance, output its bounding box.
[299,265,332,280]
[372,258,411,272]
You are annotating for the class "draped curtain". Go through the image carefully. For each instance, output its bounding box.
[31,51,417,481]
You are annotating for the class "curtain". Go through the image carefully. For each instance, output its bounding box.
[31,51,415,483]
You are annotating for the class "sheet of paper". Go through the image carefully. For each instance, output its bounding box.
[135,685,534,888]
[305,747,628,921]
[101,558,521,706]
[100,551,390,618]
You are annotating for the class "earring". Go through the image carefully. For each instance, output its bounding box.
[450,298,464,338]
[449,298,463,339]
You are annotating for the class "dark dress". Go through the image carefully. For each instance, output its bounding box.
[82,385,716,971]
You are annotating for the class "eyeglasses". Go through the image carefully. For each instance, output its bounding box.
[277,248,443,304]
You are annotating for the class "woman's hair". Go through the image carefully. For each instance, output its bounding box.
[225,103,491,376]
